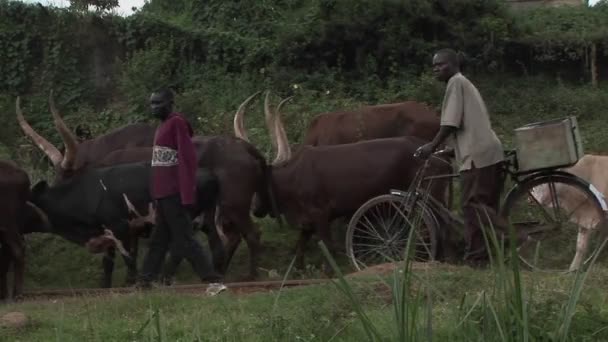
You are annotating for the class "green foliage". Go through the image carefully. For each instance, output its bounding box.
[510,4,608,65]
[69,0,119,13]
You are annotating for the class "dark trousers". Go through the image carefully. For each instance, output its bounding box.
[140,195,217,283]
[460,161,506,260]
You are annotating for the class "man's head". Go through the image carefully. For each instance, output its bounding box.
[150,87,174,120]
[432,48,460,82]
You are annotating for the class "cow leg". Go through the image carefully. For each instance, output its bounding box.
[239,217,261,281]
[122,236,139,286]
[314,217,336,277]
[294,227,314,270]
[0,245,8,300]
[101,247,116,288]
[7,234,25,300]
[222,228,242,275]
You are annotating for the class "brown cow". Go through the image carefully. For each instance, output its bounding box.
[16,92,156,182]
[0,160,50,300]
[302,101,440,146]
[237,92,452,270]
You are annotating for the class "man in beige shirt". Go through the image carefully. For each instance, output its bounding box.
[415,48,506,264]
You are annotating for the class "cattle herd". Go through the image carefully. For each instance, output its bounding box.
[1,90,606,301]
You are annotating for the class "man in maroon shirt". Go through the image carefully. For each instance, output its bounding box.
[138,87,221,287]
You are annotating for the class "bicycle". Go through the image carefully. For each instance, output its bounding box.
[345,148,608,273]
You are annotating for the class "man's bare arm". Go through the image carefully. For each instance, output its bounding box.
[430,125,457,151]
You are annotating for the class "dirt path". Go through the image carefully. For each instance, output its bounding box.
[15,278,331,302]
[10,261,454,303]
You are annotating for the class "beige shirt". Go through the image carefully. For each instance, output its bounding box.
[440,73,504,172]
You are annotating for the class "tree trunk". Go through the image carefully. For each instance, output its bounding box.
[591,43,598,87]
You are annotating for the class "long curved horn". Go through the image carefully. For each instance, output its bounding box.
[15,96,63,167]
[48,90,79,170]
[263,91,278,153]
[233,91,261,142]
[25,201,52,233]
[272,96,293,164]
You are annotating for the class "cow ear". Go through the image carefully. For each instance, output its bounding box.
[32,180,49,196]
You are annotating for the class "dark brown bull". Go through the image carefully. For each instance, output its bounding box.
[239,93,452,270]
[302,101,440,146]
[0,160,50,300]
[94,92,270,281]
[95,131,270,281]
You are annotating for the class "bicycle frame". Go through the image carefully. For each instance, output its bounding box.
[395,149,608,220]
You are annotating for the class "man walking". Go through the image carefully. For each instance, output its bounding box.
[414,49,507,264]
[138,87,222,287]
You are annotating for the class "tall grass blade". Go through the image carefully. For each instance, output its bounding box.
[556,237,608,341]
[318,241,383,341]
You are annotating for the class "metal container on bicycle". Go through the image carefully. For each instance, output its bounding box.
[514,116,584,172]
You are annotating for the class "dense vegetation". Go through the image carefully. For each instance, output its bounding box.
[2,0,608,165]
[2,0,608,340]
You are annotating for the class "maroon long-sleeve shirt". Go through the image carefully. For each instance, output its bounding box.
[150,112,197,205]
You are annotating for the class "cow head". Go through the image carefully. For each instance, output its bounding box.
[16,91,81,183]
[233,91,293,218]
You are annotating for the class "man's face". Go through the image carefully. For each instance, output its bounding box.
[149,92,172,119]
[432,53,456,82]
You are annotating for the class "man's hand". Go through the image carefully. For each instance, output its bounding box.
[414,143,435,160]
[434,147,455,158]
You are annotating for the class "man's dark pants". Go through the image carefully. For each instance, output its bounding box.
[460,161,506,261]
[140,194,219,283]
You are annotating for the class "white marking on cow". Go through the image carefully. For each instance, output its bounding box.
[99,179,107,191]
[589,184,608,211]
[123,194,140,216]
[101,227,130,257]
[214,205,228,246]
[122,194,156,228]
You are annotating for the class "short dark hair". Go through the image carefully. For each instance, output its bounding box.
[153,87,175,102]
[435,48,460,68]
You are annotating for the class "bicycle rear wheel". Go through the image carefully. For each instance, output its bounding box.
[502,173,608,273]
[345,193,438,271]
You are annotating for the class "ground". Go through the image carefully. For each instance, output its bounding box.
[3,260,608,341]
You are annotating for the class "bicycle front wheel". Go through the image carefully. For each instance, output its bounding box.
[345,194,438,271]
[502,173,608,273]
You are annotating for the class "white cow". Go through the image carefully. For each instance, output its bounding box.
[529,154,608,271]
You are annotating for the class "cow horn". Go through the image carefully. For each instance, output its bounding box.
[15,96,63,167]
[263,91,278,153]
[233,91,261,142]
[25,201,52,233]
[48,90,79,170]
[273,96,293,164]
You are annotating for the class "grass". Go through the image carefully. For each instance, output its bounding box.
[21,217,355,290]
[3,262,608,340]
